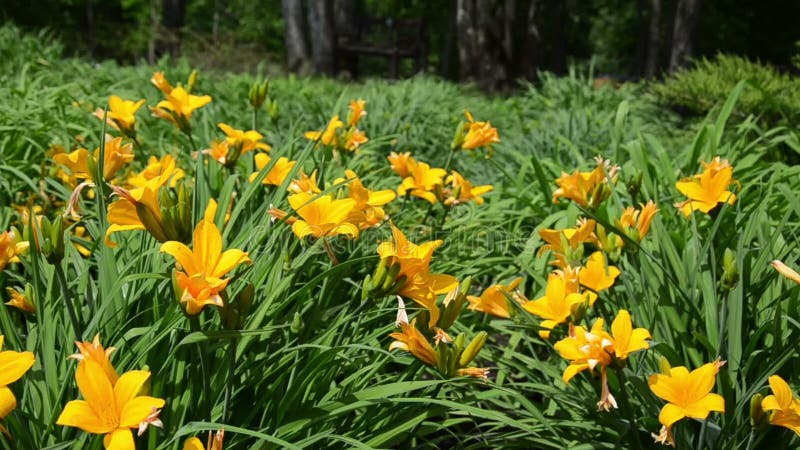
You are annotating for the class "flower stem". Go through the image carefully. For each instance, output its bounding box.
[745,430,756,450]
[189,316,212,420]
[54,264,82,339]
[222,338,236,422]
[323,238,339,265]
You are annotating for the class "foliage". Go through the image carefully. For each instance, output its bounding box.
[1,26,800,450]
[652,54,800,129]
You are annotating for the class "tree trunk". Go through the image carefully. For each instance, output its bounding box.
[633,0,647,76]
[160,0,186,57]
[645,0,662,76]
[456,0,480,81]
[669,0,702,71]
[549,0,567,74]
[307,0,335,75]
[456,0,508,89]
[518,0,540,80]
[334,0,357,77]
[148,0,158,63]
[440,0,459,79]
[282,0,310,73]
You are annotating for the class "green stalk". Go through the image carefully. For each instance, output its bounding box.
[189,316,212,421]
[54,263,82,339]
[222,337,237,422]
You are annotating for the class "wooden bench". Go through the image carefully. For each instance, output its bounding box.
[336,17,428,78]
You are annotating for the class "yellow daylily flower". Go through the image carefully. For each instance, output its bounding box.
[538,219,596,268]
[649,359,726,447]
[377,225,458,327]
[609,309,651,360]
[389,318,439,366]
[617,201,659,242]
[249,154,297,187]
[461,110,500,151]
[347,99,367,126]
[761,375,800,436]
[523,272,586,338]
[0,335,36,424]
[52,137,134,182]
[0,229,28,271]
[68,334,118,385]
[126,154,184,189]
[284,193,359,239]
[336,169,396,229]
[398,160,447,204]
[288,170,321,195]
[552,156,617,207]
[5,287,35,313]
[772,260,800,285]
[184,430,224,450]
[218,123,271,153]
[152,86,212,132]
[160,201,251,315]
[467,277,524,319]
[57,359,165,450]
[579,251,620,305]
[151,71,173,95]
[106,179,166,246]
[388,151,415,178]
[343,128,368,151]
[444,170,493,206]
[675,157,737,216]
[94,95,145,136]
[304,115,343,146]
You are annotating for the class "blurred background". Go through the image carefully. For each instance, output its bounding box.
[1,0,799,88]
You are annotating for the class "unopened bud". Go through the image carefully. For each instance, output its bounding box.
[722,248,739,291]
[658,356,672,375]
[459,331,488,367]
[187,70,198,94]
[450,121,466,150]
[750,393,769,430]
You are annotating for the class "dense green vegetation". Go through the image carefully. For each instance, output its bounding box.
[1,26,799,450]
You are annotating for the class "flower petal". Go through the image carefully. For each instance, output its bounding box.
[56,399,111,434]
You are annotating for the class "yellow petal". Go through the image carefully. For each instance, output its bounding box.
[104,428,135,450]
[113,370,150,416]
[0,350,35,386]
[0,386,16,419]
[658,403,686,427]
[183,437,206,450]
[768,375,794,408]
[160,241,199,275]
[213,249,250,278]
[119,396,165,428]
[56,399,111,434]
[75,360,117,431]
[683,393,725,419]
[193,220,223,270]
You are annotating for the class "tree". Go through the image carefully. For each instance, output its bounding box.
[669,0,702,71]
[307,0,335,75]
[455,0,509,89]
[159,0,187,57]
[645,0,662,76]
[281,0,310,73]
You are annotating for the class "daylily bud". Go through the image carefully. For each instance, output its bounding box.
[459,331,488,367]
[589,182,611,210]
[361,274,372,301]
[249,80,269,109]
[450,121,465,150]
[438,277,471,331]
[570,300,588,324]
[372,257,389,289]
[41,215,65,264]
[187,70,198,94]
[290,312,303,334]
[750,393,769,430]
[236,283,255,323]
[627,173,642,200]
[382,262,403,293]
[722,248,739,291]
[267,99,279,123]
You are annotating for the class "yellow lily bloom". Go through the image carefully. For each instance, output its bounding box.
[106,179,165,246]
[388,151,415,178]
[771,260,800,285]
[218,123,271,153]
[617,201,658,242]
[761,375,800,436]
[0,229,28,271]
[0,335,35,425]
[288,170,321,195]
[609,309,651,360]
[57,359,165,450]
[336,169,396,229]
[377,225,458,327]
[347,99,367,126]
[398,160,447,204]
[94,95,145,136]
[578,251,620,305]
[160,201,251,315]
[184,430,224,450]
[5,287,35,313]
[343,128,368,151]
[461,110,500,151]
[152,86,212,131]
[648,359,725,447]
[69,334,118,385]
[467,277,524,319]
[388,318,438,366]
[249,154,297,187]
[151,71,173,95]
[552,157,617,207]
[126,154,184,189]
[304,115,343,146]
[538,219,596,268]
[675,157,737,216]
[53,137,134,182]
[444,170,493,206]
[523,272,586,338]
[285,193,359,239]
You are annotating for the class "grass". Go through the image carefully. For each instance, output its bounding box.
[1,24,799,449]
